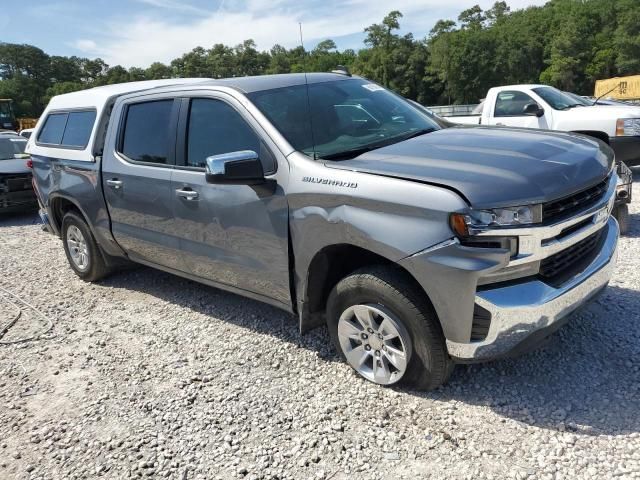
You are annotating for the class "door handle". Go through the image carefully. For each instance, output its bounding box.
[495,122,505,126]
[106,179,123,189]
[176,188,199,201]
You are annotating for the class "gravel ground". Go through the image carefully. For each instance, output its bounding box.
[1,177,639,480]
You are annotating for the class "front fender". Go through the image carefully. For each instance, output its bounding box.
[287,153,468,328]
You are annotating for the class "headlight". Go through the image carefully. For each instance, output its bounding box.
[616,118,640,136]
[450,205,542,237]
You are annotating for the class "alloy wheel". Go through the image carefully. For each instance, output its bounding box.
[66,225,89,271]
[337,303,411,385]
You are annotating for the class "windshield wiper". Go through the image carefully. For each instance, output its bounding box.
[318,128,437,161]
[397,127,437,141]
[318,144,385,161]
[560,104,583,110]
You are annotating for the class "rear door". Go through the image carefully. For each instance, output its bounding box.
[102,94,185,270]
[487,90,550,129]
[170,93,291,306]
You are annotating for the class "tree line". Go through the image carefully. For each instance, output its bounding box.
[1,0,639,117]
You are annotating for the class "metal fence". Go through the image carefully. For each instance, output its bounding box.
[428,104,479,117]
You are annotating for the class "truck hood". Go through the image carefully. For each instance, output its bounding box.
[0,158,31,175]
[557,104,640,120]
[326,126,613,209]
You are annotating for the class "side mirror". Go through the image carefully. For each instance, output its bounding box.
[523,103,544,117]
[205,150,264,185]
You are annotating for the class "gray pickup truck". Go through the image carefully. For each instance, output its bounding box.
[27,74,619,389]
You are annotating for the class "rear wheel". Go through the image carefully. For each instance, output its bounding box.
[327,266,454,390]
[62,211,110,281]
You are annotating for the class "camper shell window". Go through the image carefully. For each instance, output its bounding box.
[37,109,97,149]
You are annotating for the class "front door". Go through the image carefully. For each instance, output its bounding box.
[488,90,550,129]
[171,95,291,306]
[102,96,185,271]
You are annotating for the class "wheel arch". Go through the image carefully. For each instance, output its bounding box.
[49,194,93,237]
[297,243,436,333]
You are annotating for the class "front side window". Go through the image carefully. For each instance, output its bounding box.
[494,91,539,117]
[249,79,441,160]
[121,100,174,164]
[186,98,260,168]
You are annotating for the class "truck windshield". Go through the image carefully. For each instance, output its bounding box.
[248,79,440,160]
[0,136,28,160]
[532,87,585,110]
[563,91,592,106]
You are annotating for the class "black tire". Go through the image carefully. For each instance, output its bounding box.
[613,204,629,235]
[61,211,110,282]
[327,266,454,390]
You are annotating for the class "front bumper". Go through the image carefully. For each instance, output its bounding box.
[400,173,619,363]
[446,216,618,361]
[610,136,640,167]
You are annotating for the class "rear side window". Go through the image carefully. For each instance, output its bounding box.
[120,100,174,165]
[37,110,97,147]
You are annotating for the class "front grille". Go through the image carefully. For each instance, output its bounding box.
[543,176,609,223]
[0,174,32,193]
[539,230,603,286]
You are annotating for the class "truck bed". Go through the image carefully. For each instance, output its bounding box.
[445,115,481,125]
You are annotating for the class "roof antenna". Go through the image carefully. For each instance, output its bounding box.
[593,82,622,106]
[298,22,305,62]
[299,22,317,159]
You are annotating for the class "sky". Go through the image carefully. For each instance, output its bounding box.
[2,0,547,68]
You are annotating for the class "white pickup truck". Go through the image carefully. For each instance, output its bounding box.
[443,84,640,167]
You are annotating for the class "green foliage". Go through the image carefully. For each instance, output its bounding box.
[615,0,640,74]
[1,0,639,116]
[427,0,640,104]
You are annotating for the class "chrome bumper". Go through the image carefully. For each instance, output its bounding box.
[447,216,619,361]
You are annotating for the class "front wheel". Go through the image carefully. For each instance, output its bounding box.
[327,266,454,390]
